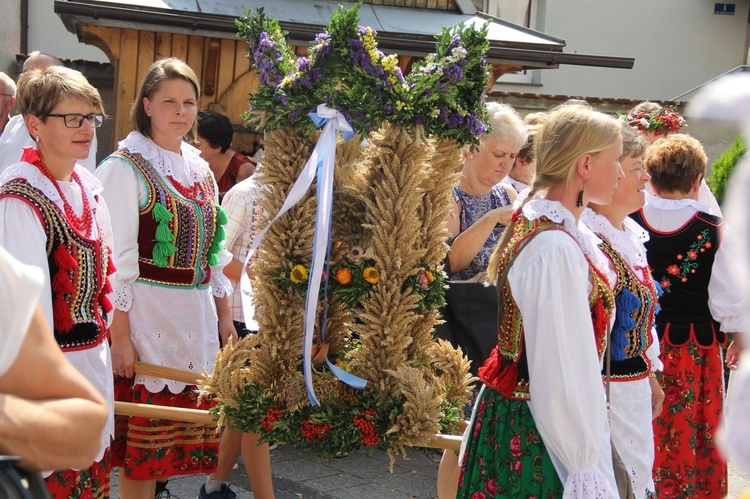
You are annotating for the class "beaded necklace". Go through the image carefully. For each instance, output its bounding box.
[21,148,93,237]
[167,175,207,205]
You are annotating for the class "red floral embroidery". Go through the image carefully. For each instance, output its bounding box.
[659,229,711,293]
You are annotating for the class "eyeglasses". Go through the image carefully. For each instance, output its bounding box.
[47,113,104,129]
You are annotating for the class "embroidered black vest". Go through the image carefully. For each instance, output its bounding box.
[478,215,614,400]
[630,209,725,347]
[0,179,114,351]
[597,238,657,380]
[108,150,224,289]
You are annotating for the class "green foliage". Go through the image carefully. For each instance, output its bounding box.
[708,134,745,205]
[235,3,491,146]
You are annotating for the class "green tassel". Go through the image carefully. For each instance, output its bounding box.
[216,205,228,225]
[153,241,177,268]
[155,222,173,243]
[214,225,226,244]
[208,253,220,267]
[152,203,173,223]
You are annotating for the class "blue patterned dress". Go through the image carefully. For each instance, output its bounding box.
[451,183,512,280]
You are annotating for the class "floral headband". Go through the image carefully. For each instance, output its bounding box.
[622,106,686,135]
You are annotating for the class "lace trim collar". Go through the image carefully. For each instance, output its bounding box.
[119,131,208,185]
[0,160,102,208]
[581,208,649,270]
[645,191,711,213]
[522,199,608,273]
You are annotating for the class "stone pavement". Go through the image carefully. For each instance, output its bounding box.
[110,445,750,498]
[111,444,443,498]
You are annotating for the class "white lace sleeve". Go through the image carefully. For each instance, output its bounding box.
[562,471,613,499]
[211,248,234,298]
[708,223,749,333]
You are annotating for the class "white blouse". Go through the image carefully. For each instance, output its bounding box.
[641,193,747,333]
[510,199,617,499]
[96,132,232,393]
[0,160,115,464]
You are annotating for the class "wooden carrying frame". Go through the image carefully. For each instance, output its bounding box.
[114,362,464,451]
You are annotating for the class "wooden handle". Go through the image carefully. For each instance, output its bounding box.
[423,433,462,452]
[133,361,203,385]
[114,401,217,425]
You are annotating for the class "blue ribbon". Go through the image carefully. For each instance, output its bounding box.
[241,104,366,406]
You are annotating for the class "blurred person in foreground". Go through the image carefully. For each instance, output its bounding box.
[0,65,115,497]
[0,245,108,472]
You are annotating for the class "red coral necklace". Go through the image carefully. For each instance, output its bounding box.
[23,149,93,237]
[167,175,207,205]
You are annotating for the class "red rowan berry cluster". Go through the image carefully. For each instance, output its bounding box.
[261,407,283,432]
[300,420,331,443]
[353,409,379,446]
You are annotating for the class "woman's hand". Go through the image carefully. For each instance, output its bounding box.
[726,335,743,370]
[109,309,138,378]
[649,375,665,419]
[214,295,238,347]
[490,205,515,226]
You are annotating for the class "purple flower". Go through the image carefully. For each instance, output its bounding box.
[296,57,311,72]
[425,88,433,97]
[445,65,464,83]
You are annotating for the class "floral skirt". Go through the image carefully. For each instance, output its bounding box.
[45,448,111,499]
[112,376,220,480]
[457,387,563,498]
[653,340,726,498]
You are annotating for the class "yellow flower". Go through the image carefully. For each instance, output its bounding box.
[280,76,293,90]
[388,75,397,85]
[431,108,440,117]
[425,270,435,283]
[290,264,308,284]
[381,54,397,72]
[363,267,379,285]
[396,101,405,111]
[368,49,379,65]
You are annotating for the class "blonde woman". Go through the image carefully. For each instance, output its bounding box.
[458,105,623,498]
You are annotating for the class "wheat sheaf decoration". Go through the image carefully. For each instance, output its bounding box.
[201,3,490,460]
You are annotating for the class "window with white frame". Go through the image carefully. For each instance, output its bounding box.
[487,0,539,85]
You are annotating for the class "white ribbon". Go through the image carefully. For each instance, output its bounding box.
[241,104,362,406]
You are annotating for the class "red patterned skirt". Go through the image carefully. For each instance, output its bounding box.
[45,447,111,499]
[653,340,727,498]
[112,376,219,480]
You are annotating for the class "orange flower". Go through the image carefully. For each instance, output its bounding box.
[667,264,680,276]
[363,267,379,284]
[336,268,352,285]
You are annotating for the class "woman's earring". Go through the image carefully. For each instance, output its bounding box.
[576,186,584,207]
[35,135,40,143]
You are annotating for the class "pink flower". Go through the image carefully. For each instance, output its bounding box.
[676,254,684,260]
[667,265,680,276]
[470,492,486,499]
[704,241,712,248]
[484,477,498,496]
[697,234,703,240]
[418,272,430,289]
[687,250,698,260]
[510,435,521,456]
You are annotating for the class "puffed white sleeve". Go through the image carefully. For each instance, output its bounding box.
[707,223,748,333]
[510,234,613,498]
[0,197,54,329]
[95,156,143,312]
[645,326,663,372]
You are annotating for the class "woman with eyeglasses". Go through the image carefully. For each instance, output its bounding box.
[0,66,115,498]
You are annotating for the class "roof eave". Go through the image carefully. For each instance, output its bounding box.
[54,0,634,70]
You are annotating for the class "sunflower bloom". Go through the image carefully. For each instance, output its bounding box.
[336,268,353,285]
[363,267,379,285]
[290,264,309,284]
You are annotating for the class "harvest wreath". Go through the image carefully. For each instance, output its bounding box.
[200,3,490,460]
